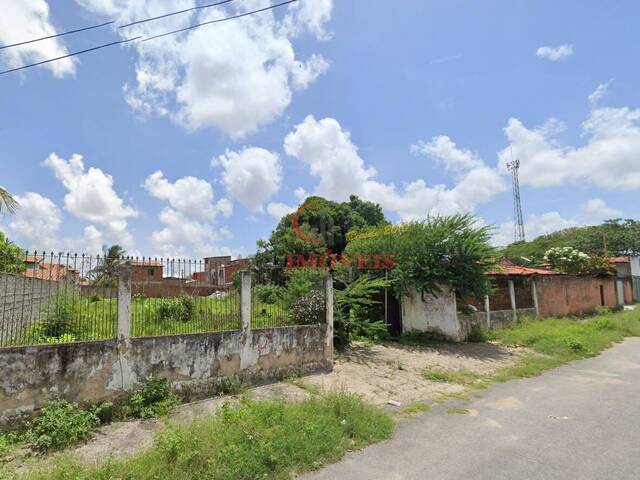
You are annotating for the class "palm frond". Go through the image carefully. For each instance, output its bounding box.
[0,187,18,215]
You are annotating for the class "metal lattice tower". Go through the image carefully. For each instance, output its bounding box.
[507,160,526,243]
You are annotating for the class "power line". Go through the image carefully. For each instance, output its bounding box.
[0,1,239,51]
[143,0,298,42]
[0,1,298,77]
[119,0,239,29]
[0,21,115,51]
[0,37,141,76]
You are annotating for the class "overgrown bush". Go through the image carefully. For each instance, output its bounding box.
[284,267,326,307]
[25,400,100,452]
[543,247,616,276]
[155,296,195,322]
[254,283,284,304]
[290,289,325,325]
[40,293,77,338]
[129,378,180,419]
[333,272,390,349]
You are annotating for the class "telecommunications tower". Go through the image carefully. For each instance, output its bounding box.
[507,159,525,243]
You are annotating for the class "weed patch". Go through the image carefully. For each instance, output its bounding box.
[22,392,394,480]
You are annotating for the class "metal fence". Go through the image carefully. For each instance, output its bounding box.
[0,250,327,347]
[251,268,326,329]
[128,257,241,337]
[0,252,117,347]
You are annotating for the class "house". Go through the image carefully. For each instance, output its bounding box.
[610,257,635,305]
[204,256,252,287]
[129,260,163,282]
[22,255,78,282]
[630,256,640,301]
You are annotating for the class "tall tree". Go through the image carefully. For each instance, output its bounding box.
[256,195,388,271]
[0,187,18,215]
[0,231,24,273]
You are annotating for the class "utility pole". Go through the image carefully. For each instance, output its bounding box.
[507,159,526,243]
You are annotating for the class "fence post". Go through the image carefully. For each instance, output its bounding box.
[484,295,491,329]
[531,278,540,317]
[324,274,334,365]
[239,271,256,371]
[116,264,133,391]
[508,279,517,322]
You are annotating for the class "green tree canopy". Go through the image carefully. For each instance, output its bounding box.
[345,214,496,300]
[501,219,640,264]
[0,231,25,273]
[256,195,388,270]
[90,244,126,286]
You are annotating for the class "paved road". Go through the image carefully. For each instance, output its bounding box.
[303,338,640,480]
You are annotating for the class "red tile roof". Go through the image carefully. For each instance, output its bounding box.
[23,263,78,281]
[610,256,630,264]
[489,258,561,276]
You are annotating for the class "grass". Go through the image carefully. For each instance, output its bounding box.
[6,295,298,347]
[411,309,640,405]
[422,367,484,387]
[401,402,432,417]
[18,392,394,480]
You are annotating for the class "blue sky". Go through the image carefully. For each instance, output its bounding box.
[1,0,639,258]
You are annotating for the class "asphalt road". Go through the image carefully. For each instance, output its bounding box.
[303,338,640,480]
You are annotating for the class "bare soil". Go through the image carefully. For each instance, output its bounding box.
[3,341,524,475]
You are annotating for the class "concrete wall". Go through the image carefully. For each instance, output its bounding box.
[0,274,77,340]
[0,325,331,427]
[458,308,537,335]
[401,287,463,341]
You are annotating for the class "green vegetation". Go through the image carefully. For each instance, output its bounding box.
[401,402,431,417]
[9,292,300,346]
[21,393,394,480]
[255,195,387,273]
[333,272,390,349]
[0,231,24,274]
[345,214,496,301]
[24,401,100,452]
[542,246,615,276]
[501,219,640,264]
[126,378,180,419]
[89,244,125,288]
[422,368,484,387]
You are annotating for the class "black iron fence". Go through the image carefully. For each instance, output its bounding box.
[251,267,326,329]
[0,252,117,347]
[0,251,327,347]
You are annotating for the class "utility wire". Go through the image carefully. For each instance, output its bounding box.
[0,37,141,76]
[0,21,115,51]
[143,0,298,42]
[0,0,298,76]
[0,1,239,51]
[119,0,238,29]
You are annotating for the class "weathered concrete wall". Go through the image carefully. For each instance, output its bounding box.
[0,325,330,427]
[458,308,537,336]
[401,287,463,341]
[0,274,77,340]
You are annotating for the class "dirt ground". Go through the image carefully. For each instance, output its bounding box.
[4,340,524,474]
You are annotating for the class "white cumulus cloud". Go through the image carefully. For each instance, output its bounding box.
[0,0,76,78]
[214,147,283,212]
[43,153,137,249]
[536,44,574,61]
[9,192,62,249]
[143,171,232,257]
[76,0,333,139]
[284,115,506,220]
[498,107,640,190]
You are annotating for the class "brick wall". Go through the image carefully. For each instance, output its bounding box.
[536,275,618,317]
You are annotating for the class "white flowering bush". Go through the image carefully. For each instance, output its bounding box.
[543,247,589,274]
